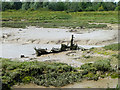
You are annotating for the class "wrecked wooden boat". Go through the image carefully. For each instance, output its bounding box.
[34,35,85,56]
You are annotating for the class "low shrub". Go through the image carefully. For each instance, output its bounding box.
[22,76,33,84]
[80,63,93,70]
[104,43,120,51]
[111,72,119,79]
[2,59,82,88]
[93,59,111,72]
[80,59,112,72]
[83,72,99,81]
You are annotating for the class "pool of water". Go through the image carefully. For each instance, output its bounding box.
[0,43,104,58]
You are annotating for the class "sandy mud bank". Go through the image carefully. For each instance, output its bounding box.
[1,27,118,45]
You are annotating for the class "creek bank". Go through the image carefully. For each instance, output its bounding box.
[13,78,118,88]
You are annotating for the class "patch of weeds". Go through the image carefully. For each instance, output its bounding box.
[22,76,34,84]
[80,63,93,70]
[110,72,119,79]
[83,72,99,81]
[82,55,91,59]
[112,54,120,60]
[80,59,114,80]
[100,75,105,78]
[86,24,107,28]
[97,51,109,55]
[93,59,112,72]
[2,22,27,28]
[104,43,120,51]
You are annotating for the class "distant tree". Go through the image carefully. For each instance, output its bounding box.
[22,2,30,10]
[1,1,118,12]
[48,2,56,11]
[55,2,65,11]
[118,1,120,6]
[2,2,11,11]
[29,2,35,10]
[91,2,101,11]
[102,2,116,11]
[98,5,104,11]
[85,7,95,11]
[68,2,83,12]
[43,2,49,8]
[10,2,22,10]
[115,6,120,11]
[80,2,88,11]
[69,2,78,12]
[115,1,120,11]
[33,2,40,10]
[77,2,83,11]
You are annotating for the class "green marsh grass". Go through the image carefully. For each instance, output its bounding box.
[104,43,120,51]
[2,10,118,28]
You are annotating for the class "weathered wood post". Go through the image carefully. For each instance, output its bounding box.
[70,35,74,50]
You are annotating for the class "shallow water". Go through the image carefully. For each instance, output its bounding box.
[0,43,104,58]
[0,44,60,58]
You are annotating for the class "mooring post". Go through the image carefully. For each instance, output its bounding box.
[70,35,74,50]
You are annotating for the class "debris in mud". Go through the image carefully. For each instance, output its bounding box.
[20,55,25,58]
[2,33,11,38]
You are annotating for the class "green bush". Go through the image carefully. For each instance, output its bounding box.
[104,43,120,51]
[111,73,119,79]
[80,63,93,70]
[83,72,98,81]
[2,59,82,88]
[93,60,111,72]
[81,59,112,72]
[22,76,33,84]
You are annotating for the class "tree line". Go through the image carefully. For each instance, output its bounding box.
[2,1,120,11]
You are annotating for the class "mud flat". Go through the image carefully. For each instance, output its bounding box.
[13,78,118,88]
[1,26,118,45]
[62,78,118,88]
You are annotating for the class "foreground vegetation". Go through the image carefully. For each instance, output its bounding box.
[1,57,119,89]
[2,10,118,28]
